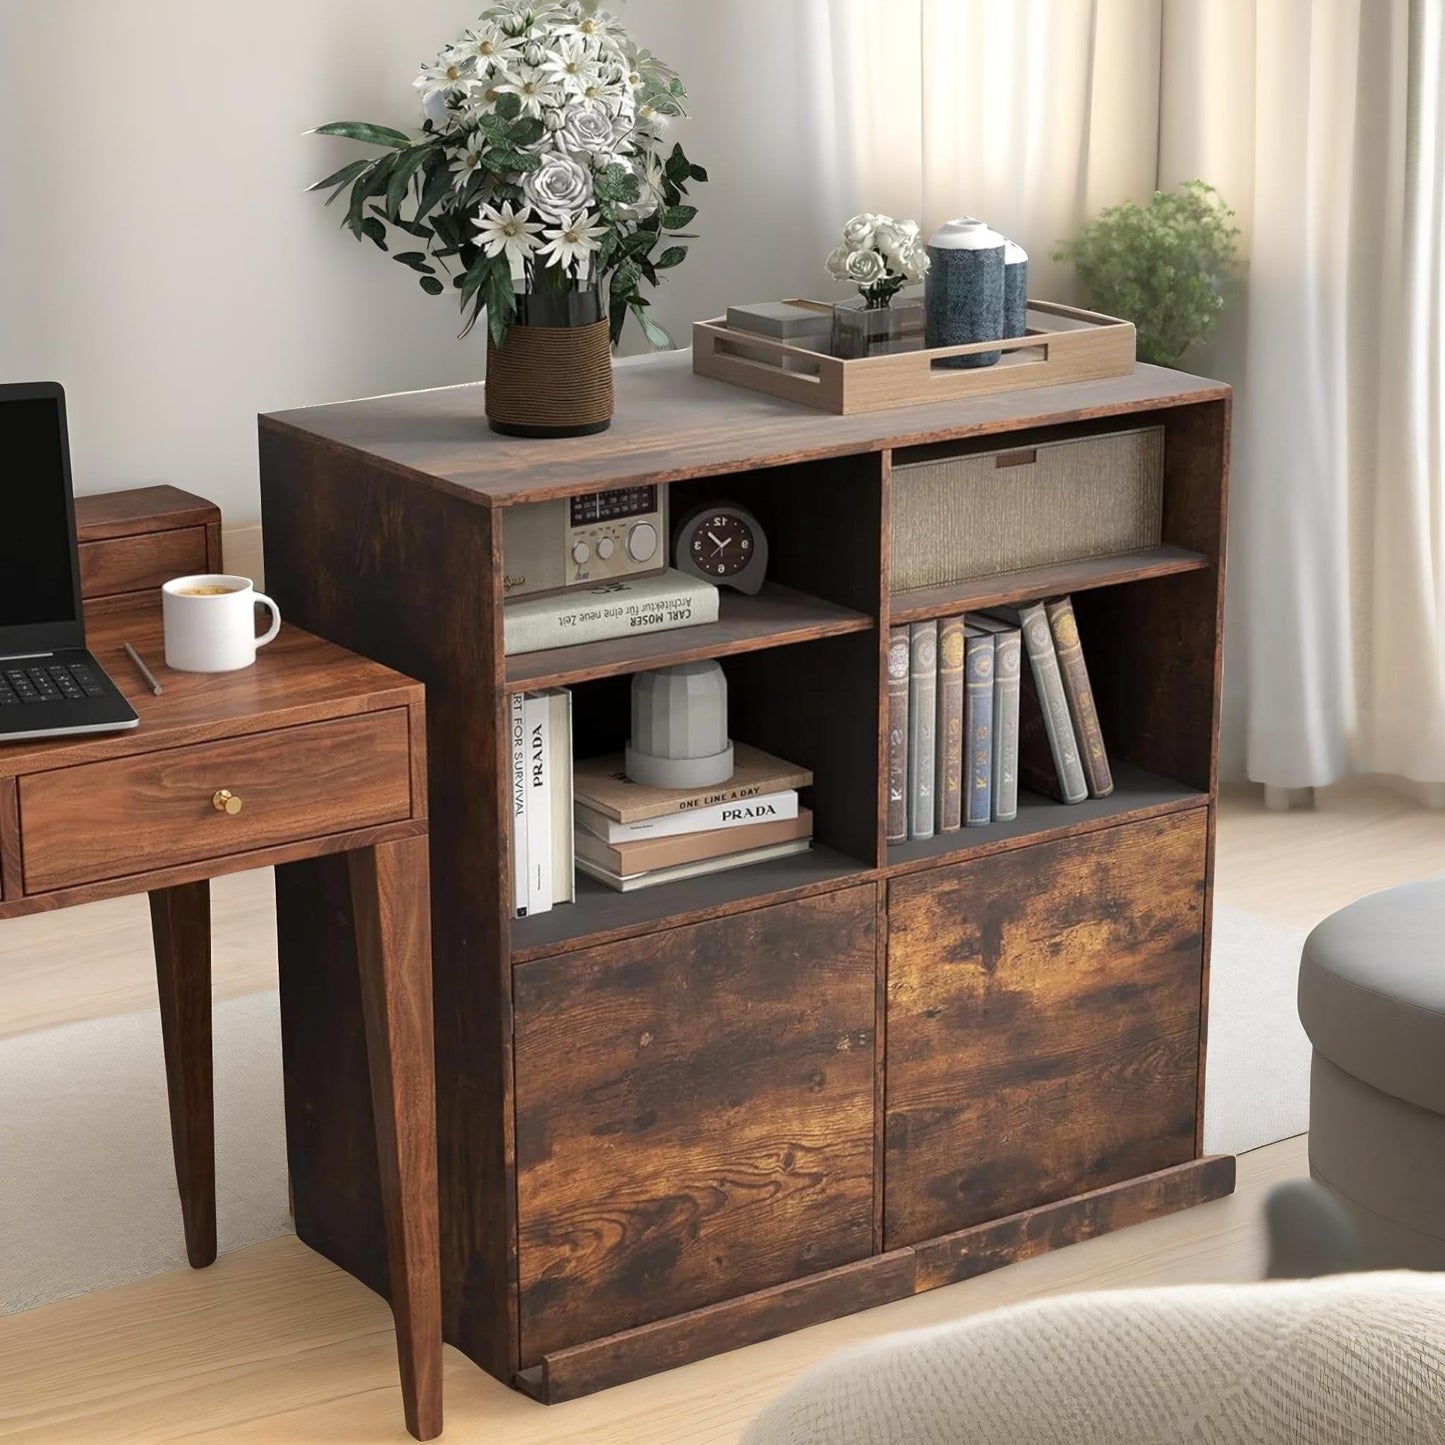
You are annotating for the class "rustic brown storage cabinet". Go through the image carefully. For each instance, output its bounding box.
[258,354,1234,1404]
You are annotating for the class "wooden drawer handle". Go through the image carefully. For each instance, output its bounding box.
[212,789,243,816]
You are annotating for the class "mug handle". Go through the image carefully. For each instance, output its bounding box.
[254,593,282,649]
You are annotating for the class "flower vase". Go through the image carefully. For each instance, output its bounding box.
[485,284,613,438]
[829,292,924,360]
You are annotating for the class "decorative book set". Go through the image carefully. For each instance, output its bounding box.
[259,355,1232,1406]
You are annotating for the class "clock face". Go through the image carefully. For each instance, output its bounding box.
[687,511,755,578]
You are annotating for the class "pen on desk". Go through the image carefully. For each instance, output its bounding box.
[123,642,163,696]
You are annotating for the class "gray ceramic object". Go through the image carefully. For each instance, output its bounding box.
[924,218,1006,368]
[625,659,735,789]
[1003,239,1029,339]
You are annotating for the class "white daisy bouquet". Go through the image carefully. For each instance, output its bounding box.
[825,214,929,307]
[309,1,704,348]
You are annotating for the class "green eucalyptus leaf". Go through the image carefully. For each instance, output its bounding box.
[656,245,686,268]
[631,300,674,350]
[689,163,708,183]
[611,258,642,299]
[386,145,432,219]
[415,164,454,222]
[661,204,697,229]
[419,275,446,295]
[393,251,436,273]
[360,215,388,251]
[312,120,414,148]
[664,145,691,184]
[309,157,373,199]
[484,260,517,344]
[459,251,492,308]
[622,229,658,256]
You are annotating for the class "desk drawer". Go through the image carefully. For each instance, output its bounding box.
[19,710,412,893]
[79,526,210,601]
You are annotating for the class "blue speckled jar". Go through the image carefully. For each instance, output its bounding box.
[1003,239,1029,339]
[925,218,1006,368]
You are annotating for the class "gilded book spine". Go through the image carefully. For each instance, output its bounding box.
[886,627,911,844]
[935,617,965,833]
[1046,596,1114,798]
[964,626,994,825]
[991,623,1022,820]
[907,620,937,841]
[1017,600,1087,803]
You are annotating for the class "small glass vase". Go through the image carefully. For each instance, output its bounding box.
[485,279,613,439]
[830,290,925,360]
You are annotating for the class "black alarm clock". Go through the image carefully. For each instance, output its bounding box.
[673,502,768,594]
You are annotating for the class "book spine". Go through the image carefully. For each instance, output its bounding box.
[991,626,1022,821]
[1046,596,1114,798]
[523,693,554,913]
[935,618,965,833]
[503,573,720,655]
[551,689,575,903]
[907,621,937,840]
[1019,601,1087,804]
[886,627,910,844]
[578,790,800,844]
[509,692,529,917]
[964,629,994,826]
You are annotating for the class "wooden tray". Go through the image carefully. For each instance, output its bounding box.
[691,299,1136,415]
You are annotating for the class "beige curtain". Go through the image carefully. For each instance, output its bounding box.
[805,0,1445,787]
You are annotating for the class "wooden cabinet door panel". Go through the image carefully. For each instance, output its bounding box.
[884,810,1207,1248]
[514,884,877,1364]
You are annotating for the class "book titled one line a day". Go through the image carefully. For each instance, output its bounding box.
[573,742,812,825]
[503,568,719,655]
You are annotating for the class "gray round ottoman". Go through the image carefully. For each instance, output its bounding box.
[1299,878,1445,1269]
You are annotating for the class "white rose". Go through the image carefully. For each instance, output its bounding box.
[422,88,451,125]
[522,152,594,218]
[873,218,911,258]
[845,248,886,285]
[895,241,930,282]
[842,213,877,249]
[825,243,851,281]
[560,102,616,158]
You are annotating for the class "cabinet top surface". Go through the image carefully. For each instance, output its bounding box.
[0,603,422,776]
[260,351,1228,507]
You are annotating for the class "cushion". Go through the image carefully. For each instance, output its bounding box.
[1298,878,1445,1115]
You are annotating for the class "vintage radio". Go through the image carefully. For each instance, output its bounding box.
[501,485,668,599]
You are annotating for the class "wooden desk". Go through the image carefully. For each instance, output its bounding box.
[0,604,442,1441]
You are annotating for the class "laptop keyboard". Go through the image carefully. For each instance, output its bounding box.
[0,663,106,707]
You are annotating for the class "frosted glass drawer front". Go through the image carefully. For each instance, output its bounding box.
[890,426,1164,593]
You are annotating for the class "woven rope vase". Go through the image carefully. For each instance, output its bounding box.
[485,316,613,438]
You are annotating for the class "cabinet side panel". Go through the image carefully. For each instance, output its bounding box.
[260,425,516,1378]
[884,810,1207,1248]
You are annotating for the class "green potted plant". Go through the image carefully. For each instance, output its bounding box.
[309,1,705,437]
[1053,181,1239,368]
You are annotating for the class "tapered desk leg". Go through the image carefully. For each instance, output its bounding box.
[149,881,215,1270]
[348,836,442,1442]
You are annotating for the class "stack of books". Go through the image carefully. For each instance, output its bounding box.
[510,688,575,917]
[573,743,814,892]
[887,595,1112,844]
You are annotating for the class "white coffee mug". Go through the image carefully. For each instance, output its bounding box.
[162,574,282,673]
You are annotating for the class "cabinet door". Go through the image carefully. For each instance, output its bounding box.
[514,884,878,1364]
[884,810,1207,1249]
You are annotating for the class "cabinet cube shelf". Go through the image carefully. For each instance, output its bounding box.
[259,355,1232,1404]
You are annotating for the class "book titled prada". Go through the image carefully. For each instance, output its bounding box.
[885,627,911,844]
[934,617,965,834]
[502,568,719,655]
[1046,595,1113,797]
[907,620,938,841]
[963,625,994,826]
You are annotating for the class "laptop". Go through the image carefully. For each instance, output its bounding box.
[0,381,139,741]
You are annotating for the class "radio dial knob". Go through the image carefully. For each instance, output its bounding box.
[596,536,615,560]
[626,522,657,563]
[571,542,591,565]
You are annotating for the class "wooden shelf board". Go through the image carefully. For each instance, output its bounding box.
[505,582,873,689]
[886,546,1209,624]
[885,762,1207,874]
[510,844,874,962]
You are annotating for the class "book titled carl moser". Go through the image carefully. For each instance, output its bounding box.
[503,568,719,655]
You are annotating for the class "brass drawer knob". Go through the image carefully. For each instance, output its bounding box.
[212,789,243,816]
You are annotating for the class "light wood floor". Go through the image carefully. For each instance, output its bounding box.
[0,782,1440,1443]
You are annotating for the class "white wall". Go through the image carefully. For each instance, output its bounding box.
[0,1,821,528]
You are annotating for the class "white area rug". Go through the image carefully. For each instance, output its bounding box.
[1202,903,1313,1156]
[0,903,1308,1315]
[0,991,291,1316]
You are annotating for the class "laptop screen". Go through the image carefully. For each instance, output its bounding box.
[0,388,83,644]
